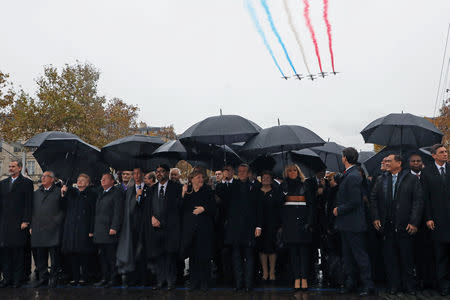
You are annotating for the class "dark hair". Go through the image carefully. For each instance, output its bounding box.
[145,172,156,182]
[342,147,359,165]
[238,163,249,169]
[10,159,23,168]
[261,170,273,178]
[430,143,445,154]
[222,165,233,172]
[156,164,170,172]
[102,173,115,181]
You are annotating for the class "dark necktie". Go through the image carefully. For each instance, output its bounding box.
[9,178,14,191]
[440,167,446,180]
[392,175,397,199]
[159,186,165,199]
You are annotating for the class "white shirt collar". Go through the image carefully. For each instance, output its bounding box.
[158,181,168,191]
[104,186,112,193]
[435,161,446,172]
[345,165,354,172]
[410,170,421,176]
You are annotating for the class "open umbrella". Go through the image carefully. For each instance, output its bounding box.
[24,131,79,148]
[101,135,165,170]
[361,113,443,148]
[310,141,346,173]
[187,143,242,170]
[33,137,109,183]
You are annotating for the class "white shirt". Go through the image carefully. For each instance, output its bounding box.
[135,183,144,193]
[103,186,112,193]
[435,161,446,174]
[10,175,18,184]
[158,181,168,195]
[410,170,421,177]
[222,178,234,184]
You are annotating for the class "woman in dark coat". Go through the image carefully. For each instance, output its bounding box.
[180,170,216,291]
[61,174,97,285]
[281,164,316,291]
[257,171,282,282]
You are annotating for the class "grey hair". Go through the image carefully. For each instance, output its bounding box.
[10,159,23,168]
[44,170,56,178]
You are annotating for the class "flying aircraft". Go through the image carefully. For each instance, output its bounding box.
[318,72,328,78]
[330,71,340,75]
[294,74,304,80]
[281,75,289,80]
[307,74,316,81]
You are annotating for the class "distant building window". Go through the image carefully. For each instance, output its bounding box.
[26,161,36,175]
[13,146,21,152]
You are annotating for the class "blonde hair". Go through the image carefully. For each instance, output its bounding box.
[77,173,91,184]
[283,164,306,182]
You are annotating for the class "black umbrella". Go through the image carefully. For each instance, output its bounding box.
[24,131,79,148]
[240,125,325,155]
[187,143,243,170]
[358,151,375,164]
[152,140,187,160]
[33,137,109,183]
[363,146,434,176]
[101,135,165,170]
[310,142,346,173]
[361,113,443,148]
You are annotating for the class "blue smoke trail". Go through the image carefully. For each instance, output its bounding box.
[245,0,286,77]
[260,0,297,74]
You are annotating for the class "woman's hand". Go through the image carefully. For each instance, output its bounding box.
[193,206,205,215]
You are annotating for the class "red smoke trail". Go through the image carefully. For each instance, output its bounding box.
[303,0,323,73]
[323,0,335,72]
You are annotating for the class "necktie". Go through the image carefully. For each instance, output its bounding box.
[159,185,165,199]
[9,178,14,191]
[392,175,397,199]
[440,167,446,177]
[136,185,142,203]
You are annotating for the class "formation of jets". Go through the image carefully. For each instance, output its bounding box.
[281,71,340,81]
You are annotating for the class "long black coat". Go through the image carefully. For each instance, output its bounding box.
[370,169,423,236]
[224,179,262,246]
[180,184,216,258]
[281,178,316,244]
[31,184,64,248]
[144,180,182,258]
[0,174,33,247]
[423,162,450,242]
[335,166,367,232]
[62,186,97,253]
[257,185,282,253]
[93,185,124,244]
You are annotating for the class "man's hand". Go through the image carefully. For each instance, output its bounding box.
[426,220,435,230]
[136,188,143,198]
[109,229,117,235]
[406,224,418,235]
[29,228,32,235]
[61,185,68,196]
[89,233,93,238]
[373,220,381,231]
[152,216,161,227]
[317,187,324,196]
[255,228,262,237]
[193,206,205,215]
[21,222,29,230]
[333,207,338,216]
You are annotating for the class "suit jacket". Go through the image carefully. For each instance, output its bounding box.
[93,185,124,244]
[0,174,34,247]
[423,162,450,242]
[224,179,262,246]
[370,169,423,235]
[144,180,182,257]
[31,184,64,247]
[335,166,367,232]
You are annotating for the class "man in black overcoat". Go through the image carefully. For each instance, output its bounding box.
[0,159,33,288]
[422,144,450,296]
[333,148,374,296]
[145,164,182,290]
[93,173,124,288]
[30,171,64,288]
[224,163,262,292]
[370,154,423,295]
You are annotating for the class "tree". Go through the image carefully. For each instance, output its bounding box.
[432,99,450,148]
[0,62,139,147]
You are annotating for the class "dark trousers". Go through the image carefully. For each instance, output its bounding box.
[97,243,117,282]
[382,234,415,290]
[35,247,61,280]
[2,247,24,284]
[155,253,177,286]
[340,231,374,289]
[69,253,89,282]
[189,234,211,288]
[414,227,435,288]
[434,241,450,289]
[288,243,311,279]
[231,244,254,289]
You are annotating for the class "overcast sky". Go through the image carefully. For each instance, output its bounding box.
[1,0,450,150]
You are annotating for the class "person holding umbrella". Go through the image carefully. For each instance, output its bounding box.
[281,164,316,291]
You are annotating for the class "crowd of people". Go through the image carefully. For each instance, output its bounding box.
[0,143,448,297]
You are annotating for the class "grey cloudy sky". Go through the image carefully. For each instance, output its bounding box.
[1,0,450,150]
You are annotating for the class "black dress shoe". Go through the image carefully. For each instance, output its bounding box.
[167,284,175,291]
[48,277,57,288]
[94,279,107,287]
[12,282,22,288]
[440,287,449,296]
[0,280,10,288]
[233,287,243,292]
[359,288,375,297]
[339,286,354,294]
[69,280,78,286]
[245,287,253,292]
[388,288,398,295]
[404,289,416,296]
[32,279,47,288]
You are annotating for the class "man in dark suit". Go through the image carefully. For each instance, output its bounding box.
[370,154,423,295]
[145,164,182,290]
[422,144,450,296]
[333,147,374,296]
[224,163,262,292]
[30,171,64,288]
[0,159,33,288]
[93,173,124,288]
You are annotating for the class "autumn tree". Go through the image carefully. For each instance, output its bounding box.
[0,62,139,147]
[432,99,450,148]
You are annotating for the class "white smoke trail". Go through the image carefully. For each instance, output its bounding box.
[282,0,311,75]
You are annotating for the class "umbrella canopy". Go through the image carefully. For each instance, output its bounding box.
[101,135,165,170]
[187,143,243,170]
[310,142,346,173]
[179,114,262,145]
[33,137,109,183]
[358,151,376,163]
[363,146,434,176]
[360,113,443,148]
[152,140,187,160]
[24,131,79,148]
[240,125,325,155]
